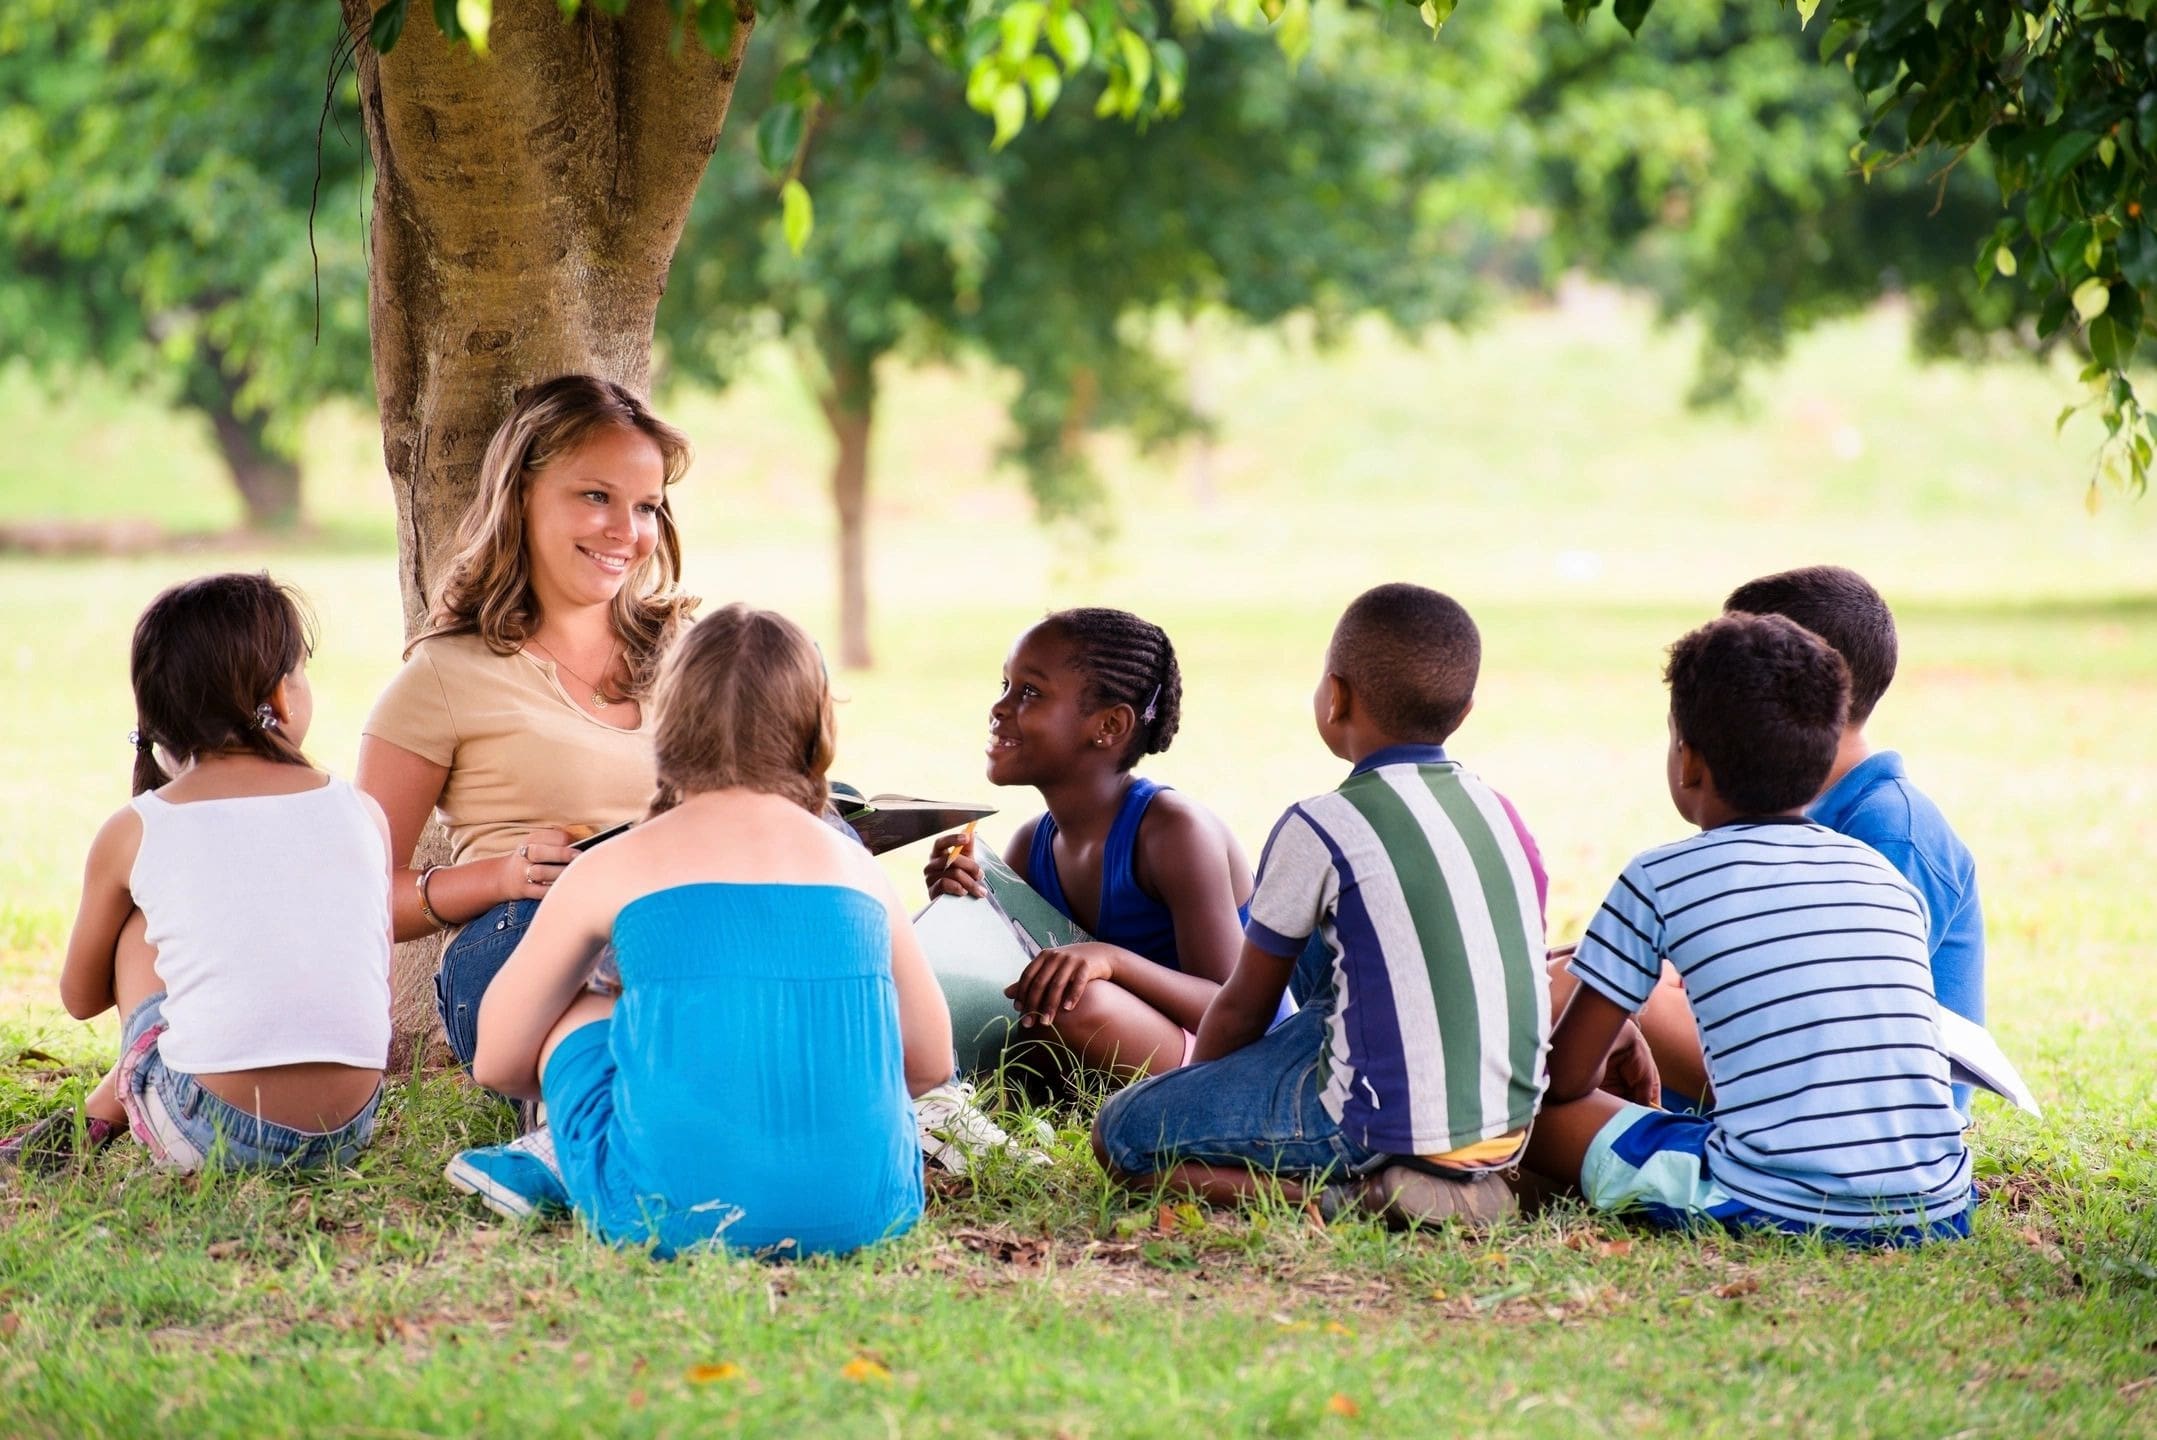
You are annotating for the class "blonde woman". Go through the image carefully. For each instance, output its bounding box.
[356,376,696,1081]
[453,606,952,1256]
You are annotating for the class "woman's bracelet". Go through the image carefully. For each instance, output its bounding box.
[416,864,448,932]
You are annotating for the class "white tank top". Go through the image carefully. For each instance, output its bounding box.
[129,775,392,1073]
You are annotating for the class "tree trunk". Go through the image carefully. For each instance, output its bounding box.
[203,392,303,531]
[815,351,876,670]
[185,348,305,530]
[340,0,752,1063]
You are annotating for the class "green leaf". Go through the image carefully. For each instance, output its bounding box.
[2056,404,2079,437]
[370,0,408,54]
[432,0,463,43]
[2074,276,2111,322]
[1795,0,1820,27]
[1993,243,2018,278]
[1613,0,1654,37]
[780,179,813,257]
[1274,0,1311,68]
[999,2,1045,64]
[2099,136,2118,169]
[756,103,805,179]
[1818,19,1855,62]
[1420,0,1458,33]
[456,0,491,54]
[1153,38,1186,112]
[1117,29,1153,100]
[2043,131,2099,185]
[1021,55,1062,118]
[1048,11,1092,71]
[992,81,1028,148]
[695,0,737,55]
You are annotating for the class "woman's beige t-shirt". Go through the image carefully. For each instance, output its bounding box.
[362,633,655,866]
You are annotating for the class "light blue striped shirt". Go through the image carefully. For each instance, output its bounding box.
[1570,819,1971,1229]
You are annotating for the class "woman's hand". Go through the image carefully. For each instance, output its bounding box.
[923,830,987,899]
[1005,941,1119,1027]
[496,828,575,902]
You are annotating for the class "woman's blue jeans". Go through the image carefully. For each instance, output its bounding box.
[436,899,538,1070]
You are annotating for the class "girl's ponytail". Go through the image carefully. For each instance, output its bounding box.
[129,727,169,797]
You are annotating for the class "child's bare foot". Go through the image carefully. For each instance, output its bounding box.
[0,1112,123,1175]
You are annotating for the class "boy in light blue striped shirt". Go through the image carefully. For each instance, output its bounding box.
[1526,613,1971,1245]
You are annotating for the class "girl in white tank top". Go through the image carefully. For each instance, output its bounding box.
[0,573,392,1175]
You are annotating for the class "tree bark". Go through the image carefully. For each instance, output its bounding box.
[339,0,752,1062]
[814,348,876,670]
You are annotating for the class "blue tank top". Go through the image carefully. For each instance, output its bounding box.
[594,883,922,1259]
[1028,777,1252,972]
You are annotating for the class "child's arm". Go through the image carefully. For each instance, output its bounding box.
[59,808,144,1020]
[1544,986,1638,1105]
[1191,940,1293,1063]
[470,857,610,1099]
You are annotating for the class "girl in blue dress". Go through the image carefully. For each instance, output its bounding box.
[927,608,1258,1082]
[457,604,953,1258]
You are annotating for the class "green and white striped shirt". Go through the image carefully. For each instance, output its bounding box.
[1245,745,1549,1155]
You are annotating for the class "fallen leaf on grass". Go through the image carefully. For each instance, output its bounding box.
[1325,1392,1361,1417]
[1713,1277,1760,1300]
[1474,1251,1510,1267]
[2120,1376,2156,1401]
[685,1363,742,1385]
[0,1312,20,1339]
[206,1240,244,1260]
[627,1388,647,1410]
[1324,1321,1356,1338]
[1272,1315,1311,1331]
[1428,1288,1448,1301]
[840,1356,892,1383]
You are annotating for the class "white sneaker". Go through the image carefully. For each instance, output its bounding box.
[914,1081,1052,1174]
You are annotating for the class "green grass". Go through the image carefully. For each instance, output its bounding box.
[2,299,2153,1436]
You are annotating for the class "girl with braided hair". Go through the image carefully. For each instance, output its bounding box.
[927,607,1270,1082]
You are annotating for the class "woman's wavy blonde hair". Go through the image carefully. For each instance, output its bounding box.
[411,375,698,697]
[645,604,835,817]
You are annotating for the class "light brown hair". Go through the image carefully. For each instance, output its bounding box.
[646,604,835,816]
[413,375,698,697]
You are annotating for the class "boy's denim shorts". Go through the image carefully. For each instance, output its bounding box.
[1094,1002,1379,1182]
[1582,1102,1971,1249]
[437,899,539,1068]
[115,994,379,1173]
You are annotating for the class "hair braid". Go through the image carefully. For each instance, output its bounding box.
[1043,607,1182,770]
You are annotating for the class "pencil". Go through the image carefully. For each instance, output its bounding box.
[942,819,979,871]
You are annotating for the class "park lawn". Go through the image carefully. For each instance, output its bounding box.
[2,303,2154,1435]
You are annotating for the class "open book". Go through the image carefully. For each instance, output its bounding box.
[913,844,1089,1074]
[829,783,997,857]
[1938,1010,2042,1116]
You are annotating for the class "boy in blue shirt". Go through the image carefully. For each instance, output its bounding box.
[1724,566,1984,1035]
[1527,613,1971,1245]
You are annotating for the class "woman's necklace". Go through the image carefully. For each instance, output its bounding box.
[528,637,623,709]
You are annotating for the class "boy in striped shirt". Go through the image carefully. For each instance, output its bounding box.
[1527,613,1972,1244]
[1092,584,1550,1225]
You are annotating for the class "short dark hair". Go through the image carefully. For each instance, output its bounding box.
[130,572,316,795]
[1329,583,1480,742]
[1042,607,1182,771]
[1666,613,1850,815]
[1724,565,1897,725]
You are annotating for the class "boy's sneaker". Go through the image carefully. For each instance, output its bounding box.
[915,1081,1053,1174]
[0,1113,121,1175]
[446,1127,570,1220]
[1319,1164,1517,1231]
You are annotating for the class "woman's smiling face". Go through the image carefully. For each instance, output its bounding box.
[986,622,1099,787]
[522,424,667,617]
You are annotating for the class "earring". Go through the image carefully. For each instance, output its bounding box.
[254,703,280,733]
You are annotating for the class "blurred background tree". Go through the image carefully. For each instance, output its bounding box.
[0,1,370,530]
[659,14,1513,666]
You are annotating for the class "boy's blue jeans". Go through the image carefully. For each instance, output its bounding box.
[1094,1001,1379,1182]
[436,900,538,1069]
